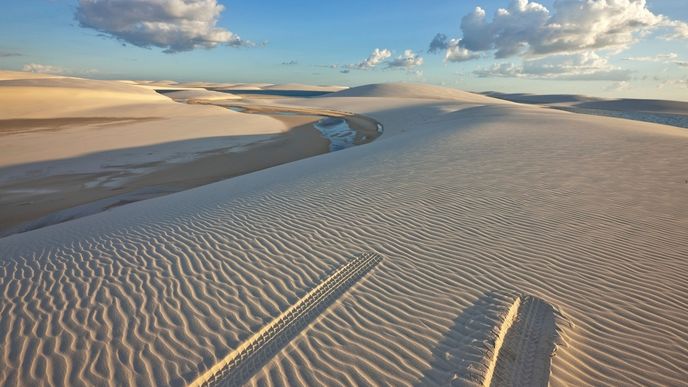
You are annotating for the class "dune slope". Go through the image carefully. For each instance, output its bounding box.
[1,87,688,386]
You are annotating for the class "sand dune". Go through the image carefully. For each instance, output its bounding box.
[160,89,242,102]
[484,91,688,115]
[0,74,286,166]
[1,83,688,386]
[482,92,604,105]
[262,84,348,92]
[326,82,502,103]
[0,70,65,81]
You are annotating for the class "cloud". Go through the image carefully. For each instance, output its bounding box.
[428,33,449,53]
[605,81,631,92]
[0,51,22,58]
[675,61,688,68]
[428,33,478,62]
[430,0,688,69]
[386,49,423,69]
[474,52,632,81]
[624,53,678,62]
[21,63,65,74]
[662,19,688,40]
[346,48,392,70]
[281,60,298,65]
[445,41,479,63]
[76,0,253,53]
[659,78,688,88]
[457,0,678,59]
[340,48,424,72]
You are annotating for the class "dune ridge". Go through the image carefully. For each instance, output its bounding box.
[1,84,688,386]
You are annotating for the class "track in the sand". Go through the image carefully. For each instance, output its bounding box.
[489,296,558,387]
[190,252,383,387]
[417,291,560,387]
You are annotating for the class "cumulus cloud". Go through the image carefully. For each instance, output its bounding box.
[340,48,424,72]
[428,33,449,54]
[662,19,688,40]
[76,0,252,53]
[454,0,679,59]
[474,52,632,81]
[428,33,479,62]
[22,63,65,74]
[386,49,423,69]
[346,48,392,70]
[429,0,688,78]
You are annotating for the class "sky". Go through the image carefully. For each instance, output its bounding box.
[1,0,688,100]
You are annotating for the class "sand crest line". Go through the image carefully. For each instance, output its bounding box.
[190,252,383,387]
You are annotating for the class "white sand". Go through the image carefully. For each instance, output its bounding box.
[1,82,688,386]
[0,72,286,169]
[262,83,348,92]
[160,89,242,102]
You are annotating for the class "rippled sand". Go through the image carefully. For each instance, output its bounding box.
[2,83,688,386]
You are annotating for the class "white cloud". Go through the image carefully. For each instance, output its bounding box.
[662,19,688,40]
[76,0,252,53]
[22,63,64,74]
[474,52,632,81]
[605,81,631,92]
[454,0,677,59]
[429,0,688,79]
[341,48,424,72]
[387,49,423,69]
[445,40,479,63]
[346,48,392,70]
[659,78,688,88]
[624,53,679,62]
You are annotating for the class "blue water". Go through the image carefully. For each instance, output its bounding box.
[313,117,357,151]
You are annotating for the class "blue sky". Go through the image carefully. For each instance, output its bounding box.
[1,0,688,100]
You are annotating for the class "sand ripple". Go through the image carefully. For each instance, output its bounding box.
[1,102,688,386]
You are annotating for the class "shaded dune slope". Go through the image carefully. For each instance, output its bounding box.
[1,91,688,386]
[325,82,501,103]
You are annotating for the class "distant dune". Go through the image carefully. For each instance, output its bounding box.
[262,83,348,92]
[575,99,688,115]
[327,82,503,103]
[484,91,688,116]
[482,92,604,105]
[159,89,241,102]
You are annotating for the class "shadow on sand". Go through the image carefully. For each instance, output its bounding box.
[415,290,558,387]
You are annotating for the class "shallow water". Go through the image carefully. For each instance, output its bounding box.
[313,117,357,151]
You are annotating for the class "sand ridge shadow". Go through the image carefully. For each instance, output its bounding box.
[415,291,559,387]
